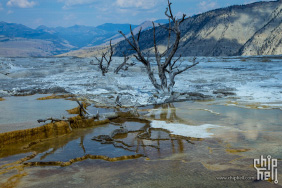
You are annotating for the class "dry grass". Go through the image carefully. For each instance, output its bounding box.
[57,45,110,58]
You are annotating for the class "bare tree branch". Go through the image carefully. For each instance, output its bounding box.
[152,22,161,67]
[93,40,113,76]
[157,23,173,32]
[129,25,140,50]
[89,60,98,65]
[137,27,142,42]
[114,53,130,74]
[167,18,171,54]
[171,55,182,68]
[119,27,149,66]
[105,40,113,66]
[179,14,187,24]
[94,56,101,62]
[174,58,199,76]
[75,99,90,116]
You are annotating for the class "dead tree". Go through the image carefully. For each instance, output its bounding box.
[114,53,129,74]
[114,53,136,74]
[119,0,199,94]
[94,40,113,76]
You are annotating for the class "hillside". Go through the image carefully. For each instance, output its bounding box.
[96,20,169,46]
[0,22,72,57]
[239,2,282,55]
[114,0,282,57]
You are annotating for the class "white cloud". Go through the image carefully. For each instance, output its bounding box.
[63,13,76,21]
[198,0,218,12]
[58,0,163,12]
[6,0,36,8]
[7,10,14,14]
[116,0,160,10]
[58,0,97,9]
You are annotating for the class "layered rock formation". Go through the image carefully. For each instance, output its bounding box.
[114,0,282,56]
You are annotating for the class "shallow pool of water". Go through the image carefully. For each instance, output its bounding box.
[0,94,78,133]
[0,97,281,188]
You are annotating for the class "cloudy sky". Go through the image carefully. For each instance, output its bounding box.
[0,0,275,28]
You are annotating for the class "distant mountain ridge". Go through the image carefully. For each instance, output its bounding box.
[0,21,73,57]
[2,0,282,57]
[100,19,169,46]
[0,22,138,57]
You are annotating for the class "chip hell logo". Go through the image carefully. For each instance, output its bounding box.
[254,155,278,184]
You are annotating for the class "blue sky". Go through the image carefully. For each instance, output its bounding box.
[0,0,275,28]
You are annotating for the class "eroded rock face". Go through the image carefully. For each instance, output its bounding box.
[114,1,282,57]
[239,3,282,56]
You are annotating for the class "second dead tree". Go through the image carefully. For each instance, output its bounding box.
[94,40,113,76]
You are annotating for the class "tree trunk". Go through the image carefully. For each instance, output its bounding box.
[146,64,162,92]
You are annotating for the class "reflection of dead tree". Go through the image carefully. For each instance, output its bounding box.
[80,136,86,153]
[146,103,178,121]
[160,103,177,121]
[119,0,199,94]
[148,103,192,124]
[40,148,59,160]
[171,139,175,153]
[94,40,113,76]
[177,139,184,153]
[92,128,136,152]
[91,118,195,156]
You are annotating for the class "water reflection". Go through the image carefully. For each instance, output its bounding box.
[142,103,192,124]
[0,94,77,133]
[155,102,282,158]
[0,118,197,165]
[17,101,280,163]
[91,117,199,160]
[1,101,282,187]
